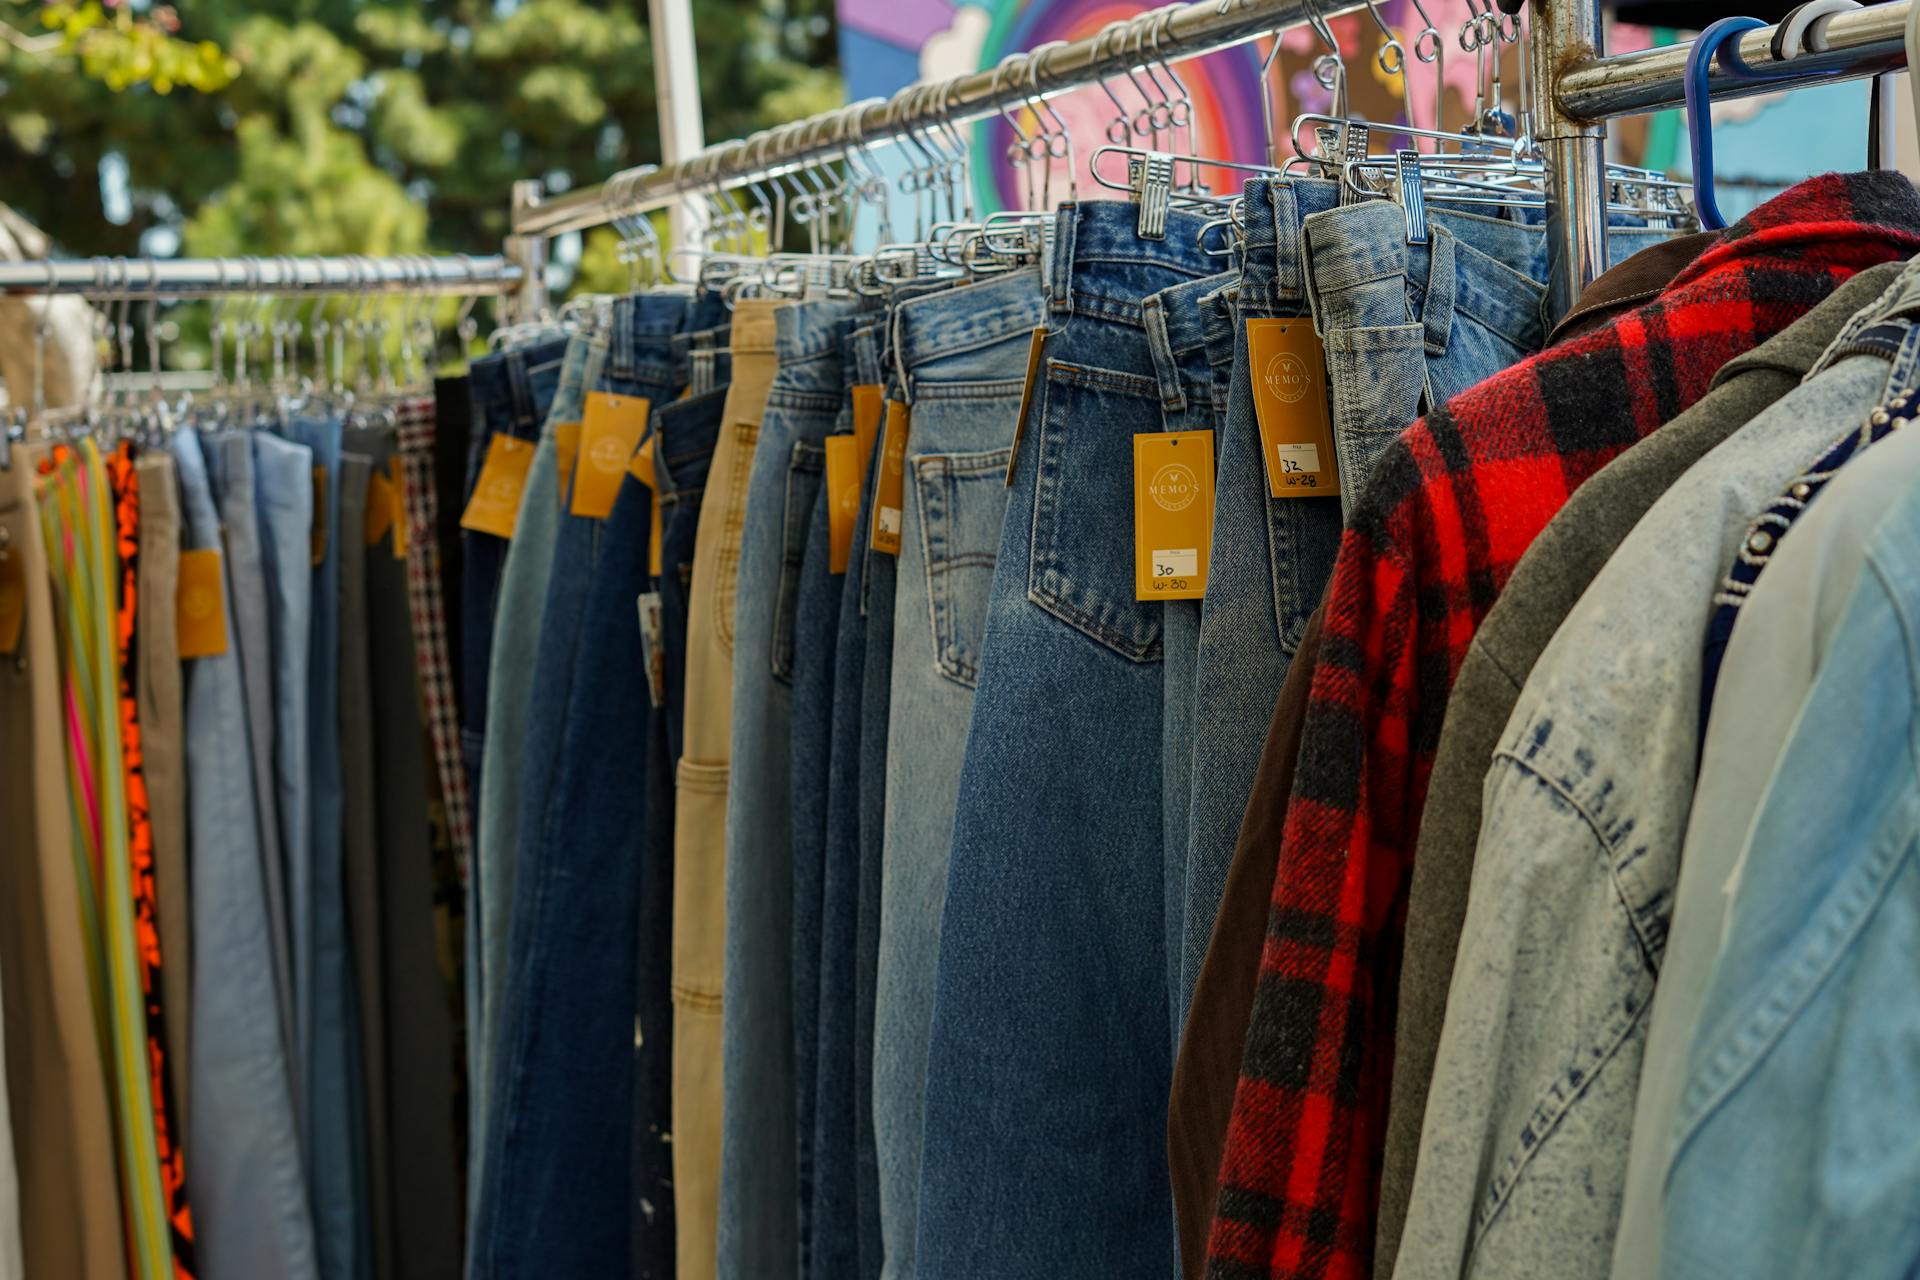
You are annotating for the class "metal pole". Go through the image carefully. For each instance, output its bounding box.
[0,254,524,297]
[649,0,708,252]
[1555,0,1911,118]
[506,179,550,323]
[1533,0,1610,323]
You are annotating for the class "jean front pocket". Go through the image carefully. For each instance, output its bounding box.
[1323,322,1427,510]
[912,448,1014,689]
[1027,359,1164,663]
[771,440,826,684]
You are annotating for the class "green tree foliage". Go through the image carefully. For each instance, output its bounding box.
[0,0,844,270]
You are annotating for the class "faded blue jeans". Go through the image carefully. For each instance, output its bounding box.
[467,333,604,1240]
[918,201,1214,1279]
[719,295,858,1280]
[175,428,320,1280]
[871,269,1045,1280]
[251,429,317,1109]
[277,412,370,1280]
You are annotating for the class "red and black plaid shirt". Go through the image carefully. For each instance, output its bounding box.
[1206,171,1920,1280]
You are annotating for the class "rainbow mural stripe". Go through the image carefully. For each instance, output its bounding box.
[835,0,1532,215]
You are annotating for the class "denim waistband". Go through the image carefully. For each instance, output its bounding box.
[894,269,1046,387]
[1301,197,1550,354]
[848,323,883,388]
[546,333,608,434]
[607,292,693,386]
[654,384,728,502]
[776,296,861,363]
[730,299,783,355]
[1239,177,1344,310]
[1145,269,1239,415]
[469,334,571,438]
[1048,200,1217,324]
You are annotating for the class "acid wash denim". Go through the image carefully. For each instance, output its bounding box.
[719,295,856,1280]
[1658,446,1920,1280]
[1392,332,1920,1280]
[468,333,603,1237]
[867,269,1044,1280]
[918,201,1213,1280]
[277,412,371,1280]
[1141,268,1234,1048]
[174,428,320,1280]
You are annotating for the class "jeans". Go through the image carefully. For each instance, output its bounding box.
[468,334,603,1232]
[459,335,567,1173]
[1141,270,1236,1048]
[203,433,297,1074]
[173,428,320,1280]
[790,474,842,1280]
[813,319,888,1280]
[278,412,370,1280]
[918,201,1214,1279]
[719,294,856,1280]
[636,385,728,1279]
[869,269,1045,1280]
[471,470,659,1278]
[676,298,783,1280]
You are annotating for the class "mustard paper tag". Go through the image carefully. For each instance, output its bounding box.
[1245,318,1339,499]
[825,434,861,574]
[553,420,582,510]
[1005,327,1048,486]
[459,434,535,539]
[870,401,911,555]
[0,541,24,656]
[310,466,330,566]
[177,547,229,659]
[627,431,664,577]
[852,385,884,474]
[364,471,395,547]
[572,392,651,519]
[389,456,409,560]
[1134,430,1215,601]
[636,590,666,708]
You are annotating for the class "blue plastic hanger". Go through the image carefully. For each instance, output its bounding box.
[1685,16,1768,231]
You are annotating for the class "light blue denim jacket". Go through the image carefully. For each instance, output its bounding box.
[1391,266,1920,1280]
[1660,467,1920,1280]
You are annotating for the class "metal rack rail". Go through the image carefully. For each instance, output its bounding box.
[0,253,524,298]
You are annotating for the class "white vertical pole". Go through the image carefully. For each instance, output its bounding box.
[649,0,707,254]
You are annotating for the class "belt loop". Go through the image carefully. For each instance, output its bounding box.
[1049,205,1076,316]
[611,296,636,381]
[1271,182,1304,306]
[1142,294,1188,415]
[505,349,537,434]
[1422,226,1458,356]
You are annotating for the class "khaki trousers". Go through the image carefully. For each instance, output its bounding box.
[0,448,129,1280]
[673,299,782,1280]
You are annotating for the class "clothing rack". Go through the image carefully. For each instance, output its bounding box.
[502,0,1918,326]
[0,253,524,299]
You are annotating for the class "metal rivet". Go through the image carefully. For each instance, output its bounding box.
[1748,530,1774,554]
[1790,482,1812,500]
[1896,417,1912,431]
[1872,409,1891,426]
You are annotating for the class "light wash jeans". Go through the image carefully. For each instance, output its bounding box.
[719,295,856,1280]
[919,202,1213,1280]
[252,429,317,1106]
[174,428,319,1280]
[277,413,370,1280]
[467,332,604,1246]
[869,269,1044,1280]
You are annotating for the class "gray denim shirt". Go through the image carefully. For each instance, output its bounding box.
[1390,263,1920,1280]
[1374,262,1907,1279]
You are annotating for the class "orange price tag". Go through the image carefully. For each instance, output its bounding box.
[571,392,651,519]
[825,435,861,574]
[177,547,230,659]
[1245,319,1339,499]
[869,401,911,556]
[1133,429,1215,601]
[459,434,535,539]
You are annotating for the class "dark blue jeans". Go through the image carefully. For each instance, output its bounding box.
[790,474,843,1280]
[633,383,727,1280]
